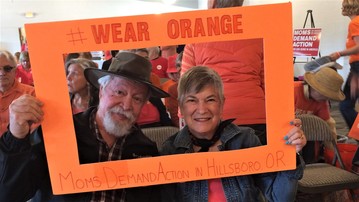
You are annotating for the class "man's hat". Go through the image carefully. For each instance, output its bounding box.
[304,67,345,101]
[304,56,343,72]
[85,52,169,98]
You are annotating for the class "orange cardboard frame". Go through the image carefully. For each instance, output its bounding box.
[25,3,294,194]
[349,116,359,140]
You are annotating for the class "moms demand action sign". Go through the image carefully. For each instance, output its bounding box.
[293,28,321,57]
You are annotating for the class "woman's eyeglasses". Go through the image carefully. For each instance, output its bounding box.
[0,65,14,73]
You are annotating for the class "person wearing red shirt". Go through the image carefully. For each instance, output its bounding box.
[16,51,33,86]
[160,45,177,59]
[147,46,168,78]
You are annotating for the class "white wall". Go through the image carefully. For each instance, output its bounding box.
[245,0,349,82]
[0,0,196,53]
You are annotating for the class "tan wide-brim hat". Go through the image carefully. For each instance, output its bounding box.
[304,67,345,101]
[85,52,169,98]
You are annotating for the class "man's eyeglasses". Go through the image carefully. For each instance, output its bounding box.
[0,65,15,73]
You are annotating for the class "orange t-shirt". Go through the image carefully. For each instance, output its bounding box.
[347,16,359,64]
[150,73,161,89]
[181,39,265,125]
[161,79,176,94]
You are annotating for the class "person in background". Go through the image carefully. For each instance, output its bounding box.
[79,52,93,60]
[64,52,94,63]
[66,58,99,114]
[14,52,20,64]
[0,49,35,135]
[295,67,345,163]
[64,52,81,63]
[16,50,34,86]
[147,46,168,79]
[160,45,178,59]
[103,50,112,60]
[295,67,345,133]
[132,48,173,128]
[101,50,119,71]
[161,52,180,93]
[329,0,359,129]
[133,48,161,88]
[181,0,267,144]
[161,66,306,202]
[134,48,150,60]
[0,52,167,201]
[148,46,159,60]
[163,51,183,127]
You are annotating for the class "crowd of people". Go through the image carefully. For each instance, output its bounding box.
[0,49,307,202]
[2,0,359,201]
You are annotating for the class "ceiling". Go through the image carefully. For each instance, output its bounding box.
[0,0,200,26]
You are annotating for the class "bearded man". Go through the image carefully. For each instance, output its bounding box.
[0,52,169,202]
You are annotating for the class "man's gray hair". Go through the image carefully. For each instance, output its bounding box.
[98,75,112,90]
[0,49,17,67]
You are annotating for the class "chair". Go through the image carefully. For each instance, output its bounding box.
[296,114,359,200]
[142,126,179,150]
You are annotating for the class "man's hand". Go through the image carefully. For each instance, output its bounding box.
[9,94,43,139]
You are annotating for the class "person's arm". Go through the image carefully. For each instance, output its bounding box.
[254,119,306,201]
[180,44,196,76]
[254,154,305,202]
[329,36,359,61]
[0,127,48,201]
[0,94,47,201]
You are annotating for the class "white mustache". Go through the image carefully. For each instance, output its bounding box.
[109,106,135,122]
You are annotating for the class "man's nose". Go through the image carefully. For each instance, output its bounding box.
[121,95,133,110]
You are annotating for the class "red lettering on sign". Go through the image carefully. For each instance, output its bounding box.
[91,22,150,44]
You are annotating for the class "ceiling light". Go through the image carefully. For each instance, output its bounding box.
[24,12,35,18]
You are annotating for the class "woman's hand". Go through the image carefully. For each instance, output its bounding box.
[284,119,307,153]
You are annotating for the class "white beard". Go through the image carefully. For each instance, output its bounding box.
[102,106,135,137]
